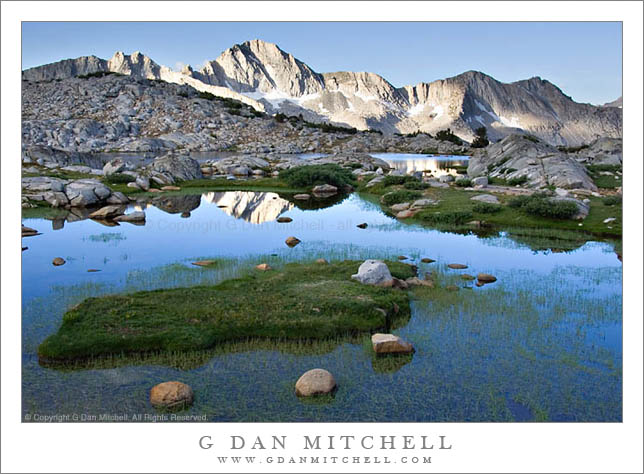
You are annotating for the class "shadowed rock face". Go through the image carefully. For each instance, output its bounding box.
[22,41,621,146]
[203,191,293,224]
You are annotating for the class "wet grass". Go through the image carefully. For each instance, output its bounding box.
[358,183,622,237]
[38,260,415,361]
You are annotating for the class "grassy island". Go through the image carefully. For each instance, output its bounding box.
[38,260,415,362]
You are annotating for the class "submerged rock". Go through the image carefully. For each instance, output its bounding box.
[255,263,271,271]
[447,263,468,269]
[192,260,217,267]
[351,260,392,286]
[277,216,293,223]
[356,222,368,229]
[293,193,310,200]
[421,257,435,263]
[149,381,194,409]
[113,211,146,223]
[285,236,301,247]
[371,333,414,354]
[52,257,65,266]
[295,369,337,397]
[477,273,497,283]
[312,184,338,196]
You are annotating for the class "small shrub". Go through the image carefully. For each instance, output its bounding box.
[403,180,429,190]
[471,126,489,148]
[603,195,622,206]
[523,135,540,143]
[586,164,621,173]
[382,190,422,206]
[384,175,417,186]
[508,175,529,186]
[279,164,355,189]
[104,173,135,184]
[77,71,120,79]
[455,178,472,187]
[198,91,216,101]
[418,210,473,225]
[472,202,502,214]
[558,144,590,153]
[435,128,463,145]
[508,193,578,219]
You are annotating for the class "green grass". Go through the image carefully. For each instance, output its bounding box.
[586,165,622,189]
[38,260,416,362]
[358,183,622,237]
[381,190,422,206]
[472,202,502,214]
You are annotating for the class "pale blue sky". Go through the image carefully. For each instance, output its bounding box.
[22,22,622,105]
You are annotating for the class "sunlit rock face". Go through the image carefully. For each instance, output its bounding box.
[203,191,293,224]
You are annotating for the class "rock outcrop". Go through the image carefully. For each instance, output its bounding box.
[351,260,393,286]
[468,134,598,191]
[295,369,337,397]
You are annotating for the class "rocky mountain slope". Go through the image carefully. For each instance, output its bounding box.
[22,40,621,146]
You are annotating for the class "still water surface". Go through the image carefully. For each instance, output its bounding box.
[21,191,621,421]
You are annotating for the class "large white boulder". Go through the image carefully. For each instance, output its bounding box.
[351,260,392,285]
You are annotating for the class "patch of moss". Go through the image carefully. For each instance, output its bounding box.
[38,260,415,361]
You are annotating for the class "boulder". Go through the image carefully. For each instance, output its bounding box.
[371,333,414,354]
[295,369,337,397]
[21,225,40,237]
[396,210,414,219]
[447,263,468,269]
[472,176,488,187]
[477,273,497,283]
[470,194,500,205]
[312,184,338,196]
[135,176,151,191]
[52,257,65,266]
[88,205,126,219]
[411,198,438,208]
[351,260,392,286]
[103,159,126,176]
[390,202,410,212]
[277,216,293,223]
[255,263,271,271]
[150,154,203,181]
[106,191,130,205]
[315,258,328,264]
[405,277,434,287]
[439,174,455,183]
[113,211,146,223]
[285,236,301,247]
[43,191,69,207]
[149,381,194,409]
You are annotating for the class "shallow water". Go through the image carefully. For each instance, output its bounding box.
[370,153,469,177]
[21,192,622,422]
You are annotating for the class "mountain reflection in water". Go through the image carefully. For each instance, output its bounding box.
[204,191,294,224]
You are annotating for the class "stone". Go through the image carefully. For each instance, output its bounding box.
[312,184,338,195]
[181,212,191,218]
[113,211,146,223]
[135,176,151,191]
[603,217,616,224]
[149,381,194,409]
[390,202,410,212]
[277,216,293,223]
[477,273,497,283]
[161,186,181,191]
[470,194,500,205]
[285,236,301,247]
[412,198,437,208]
[405,277,434,287]
[103,158,125,176]
[356,223,368,229]
[52,257,65,266]
[397,255,408,260]
[421,258,435,263]
[150,154,203,181]
[315,258,328,264]
[371,333,414,354]
[351,260,392,286]
[255,263,271,271]
[192,260,217,267]
[447,263,468,269]
[396,210,414,219]
[88,205,126,219]
[127,182,141,189]
[471,176,489,187]
[461,274,475,281]
[295,369,337,397]
[439,174,455,183]
[106,191,129,204]
[87,269,101,272]
[391,278,409,290]
[293,194,310,200]
[446,285,460,291]
[43,191,69,207]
